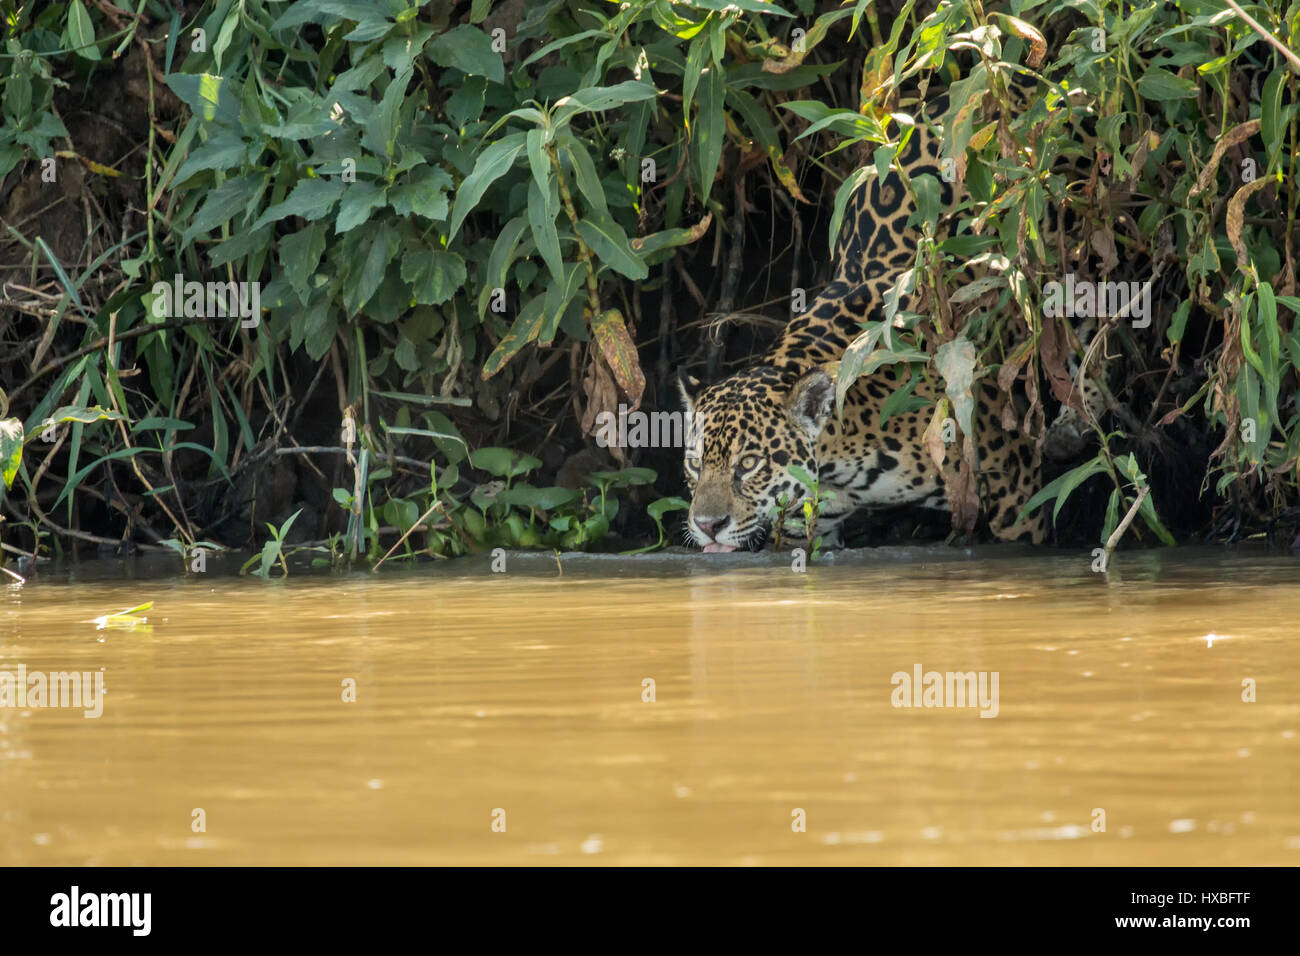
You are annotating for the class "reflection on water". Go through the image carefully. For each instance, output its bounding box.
[2,546,1298,865]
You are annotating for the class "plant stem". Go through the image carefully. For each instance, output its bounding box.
[1104,486,1149,567]
[373,499,446,570]
[547,142,602,322]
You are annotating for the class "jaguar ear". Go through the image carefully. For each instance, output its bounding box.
[785,367,836,440]
[676,368,705,413]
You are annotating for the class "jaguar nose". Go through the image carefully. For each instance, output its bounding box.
[693,514,730,538]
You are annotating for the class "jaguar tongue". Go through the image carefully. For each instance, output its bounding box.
[702,542,738,553]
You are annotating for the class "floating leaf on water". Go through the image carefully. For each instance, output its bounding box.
[89,601,154,630]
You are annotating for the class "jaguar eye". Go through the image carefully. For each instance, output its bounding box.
[684,455,701,474]
[736,454,763,475]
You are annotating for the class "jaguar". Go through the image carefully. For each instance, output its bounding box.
[678,79,1107,553]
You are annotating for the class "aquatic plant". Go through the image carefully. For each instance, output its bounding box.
[239,508,303,578]
[787,464,833,559]
[625,495,689,554]
[330,447,659,562]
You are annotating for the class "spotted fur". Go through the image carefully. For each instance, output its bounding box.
[678,90,1065,552]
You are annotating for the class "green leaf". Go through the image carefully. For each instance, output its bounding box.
[726,88,804,199]
[911,173,941,232]
[541,262,585,346]
[690,0,793,16]
[401,249,467,305]
[482,294,548,378]
[582,512,610,541]
[387,165,453,220]
[787,464,817,488]
[5,68,30,122]
[0,417,22,489]
[174,131,249,182]
[829,166,873,259]
[185,175,263,238]
[523,30,607,67]
[882,267,917,325]
[469,447,542,478]
[648,496,690,520]
[208,224,272,270]
[372,391,471,408]
[1101,488,1121,543]
[384,425,469,449]
[1167,299,1190,345]
[500,486,582,510]
[694,62,725,194]
[279,221,327,302]
[382,497,420,533]
[67,0,101,61]
[132,417,194,433]
[1261,70,1284,152]
[630,215,713,257]
[300,296,338,361]
[253,539,279,578]
[1258,282,1280,375]
[526,160,564,282]
[53,446,152,511]
[344,223,400,314]
[561,138,610,218]
[1239,297,1268,381]
[254,177,345,229]
[271,1,381,30]
[683,35,710,131]
[37,405,127,432]
[335,180,388,233]
[365,64,411,159]
[1017,455,1109,525]
[939,64,988,173]
[447,132,526,239]
[554,81,659,126]
[1135,496,1176,546]
[427,25,505,84]
[785,102,876,142]
[345,18,395,43]
[34,238,85,315]
[877,369,928,426]
[165,73,240,127]
[1137,69,1198,101]
[589,467,657,488]
[836,321,889,416]
[446,76,488,128]
[1051,458,1107,524]
[478,216,531,318]
[576,215,648,279]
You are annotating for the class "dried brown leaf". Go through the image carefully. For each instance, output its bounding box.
[590,308,646,408]
[1189,120,1261,199]
[1226,177,1270,266]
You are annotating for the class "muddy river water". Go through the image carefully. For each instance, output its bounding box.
[2,545,1297,865]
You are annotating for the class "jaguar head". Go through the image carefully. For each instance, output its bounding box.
[677,365,835,552]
